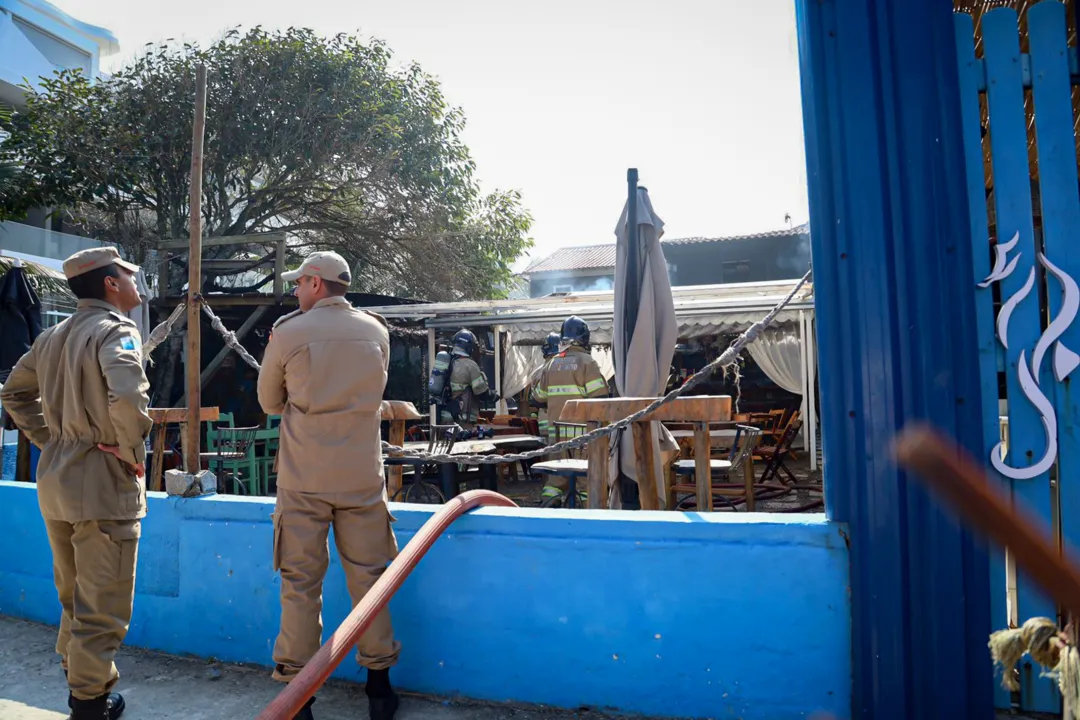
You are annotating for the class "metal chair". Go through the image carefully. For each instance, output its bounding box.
[531,422,590,508]
[385,424,457,504]
[201,426,260,495]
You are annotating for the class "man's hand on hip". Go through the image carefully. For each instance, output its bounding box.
[98,444,146,477]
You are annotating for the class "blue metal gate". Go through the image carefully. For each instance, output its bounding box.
[956,2,1080,712]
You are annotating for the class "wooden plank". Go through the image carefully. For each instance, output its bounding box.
[631,422,659,511]
[150,425,167,492]
[1030,0,1080,641]
[149,407,220,424]
[586,421,609,509]
[156,232,286,251]
[983,9,1059,711]
[185,65,208,475]
[693,422,711,512]
[559,396,732,424]
[386,420,406,497]
[955,13,1010,709]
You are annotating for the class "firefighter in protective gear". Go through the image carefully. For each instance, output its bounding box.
[258,251,400,720]
[531,316,608,502]
[1,247,150,720]
[527,332,561,438]
[435,329,494,427]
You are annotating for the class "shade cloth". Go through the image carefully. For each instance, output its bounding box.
[746,327,803,395]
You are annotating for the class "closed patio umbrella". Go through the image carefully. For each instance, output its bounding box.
[610,174,679,509]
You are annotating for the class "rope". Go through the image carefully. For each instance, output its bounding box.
[201,299,263,371]
[988,616,1080,713]
[136,267,812,467]
[142,302,187,363]
[381,268,812,465]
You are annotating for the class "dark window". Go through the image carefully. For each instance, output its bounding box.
[721,260,751,283]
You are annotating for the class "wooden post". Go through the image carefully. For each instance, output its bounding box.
[184,64,208,474]
[693,422,711,512]
[585,420,609,509]
[427,328,437,426]
[15,430,31,483]
[631,422,660,511]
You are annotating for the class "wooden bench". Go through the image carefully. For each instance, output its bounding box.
[558,396,733,510]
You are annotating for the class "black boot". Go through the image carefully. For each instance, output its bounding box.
[366,669,399,720]
[65,672,125,720]
[67,694,109,720]
[293,696,316,720]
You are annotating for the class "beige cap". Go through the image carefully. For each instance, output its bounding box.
[281,251,352,285]
[63,247,140,280]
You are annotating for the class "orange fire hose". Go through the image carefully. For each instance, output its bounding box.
[256,489,518,720]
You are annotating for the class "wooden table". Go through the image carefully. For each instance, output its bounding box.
[381,401,424,496]
[148,407,220,491]
[559,396,733,511]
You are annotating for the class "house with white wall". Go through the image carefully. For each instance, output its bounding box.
[0,0,117,270]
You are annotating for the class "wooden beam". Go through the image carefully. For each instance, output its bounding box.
[559,396,733,424]
[274,239,285,301]
[694,422,712,512]
[153,295,298,308]
[156,232,286,251]
[185,64,208,474]
[149,407,220,424]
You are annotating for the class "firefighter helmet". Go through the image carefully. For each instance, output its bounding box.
[541,332,561,358]
[452,328,477,356]
[561,316,590,349]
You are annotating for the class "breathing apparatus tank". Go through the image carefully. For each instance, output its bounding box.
[428,348,454,403]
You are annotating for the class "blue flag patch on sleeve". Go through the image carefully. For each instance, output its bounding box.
[120,336,138,352]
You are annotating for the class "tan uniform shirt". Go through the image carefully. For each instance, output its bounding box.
[531,346,608,432]
[257,296,389,494]
[0,299,151,522]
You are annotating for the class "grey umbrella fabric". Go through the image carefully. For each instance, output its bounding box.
[610,187,679,508]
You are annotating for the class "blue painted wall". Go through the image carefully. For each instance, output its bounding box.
[0,482,850,720]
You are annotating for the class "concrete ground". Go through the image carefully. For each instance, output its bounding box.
[0,616,597,720]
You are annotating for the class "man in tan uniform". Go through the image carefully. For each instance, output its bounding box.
[1,247,151,720]
[531,316,608,502]
[258,251,400,720]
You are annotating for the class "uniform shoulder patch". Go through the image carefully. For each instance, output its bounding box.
[362,309,388,329]
[120,335,140,352]
[272,309,303,330]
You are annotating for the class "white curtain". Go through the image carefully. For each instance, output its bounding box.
[747,328,803,395]
[502,344,545,398]
[590,345,616,381]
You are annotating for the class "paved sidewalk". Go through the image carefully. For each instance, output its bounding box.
[0,616,590,720]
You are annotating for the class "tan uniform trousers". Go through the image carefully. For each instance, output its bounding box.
[271,488,400,681]
[44,518,140,701]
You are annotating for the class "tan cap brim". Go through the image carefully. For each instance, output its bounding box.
[116,258,140,273]
[280,268,304,282]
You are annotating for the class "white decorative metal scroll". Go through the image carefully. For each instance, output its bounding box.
[979,231,1080,480]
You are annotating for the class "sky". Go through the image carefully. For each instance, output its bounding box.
[56,0,810,271]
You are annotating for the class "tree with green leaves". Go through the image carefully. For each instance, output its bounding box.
[0,27,532,302]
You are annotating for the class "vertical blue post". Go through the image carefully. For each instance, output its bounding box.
[795,1,993,718]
